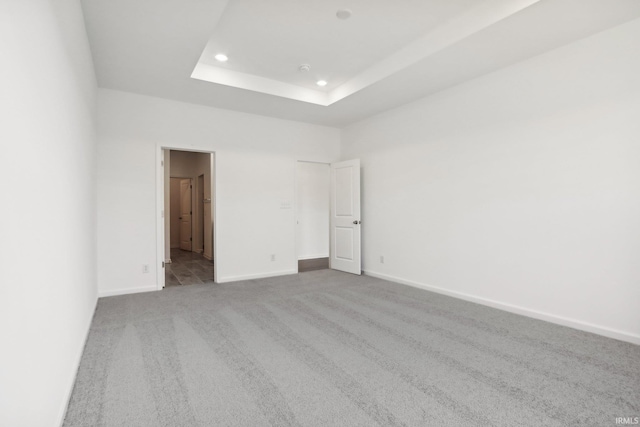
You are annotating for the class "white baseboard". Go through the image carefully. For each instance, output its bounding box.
[98,285,158,298]
[217,269,297,283]
[164,258,172,264]
[298,254,329,260]
[195,249,203,254]
[364,270,640,346]
[203,253,213,261]
[57,296,97,427]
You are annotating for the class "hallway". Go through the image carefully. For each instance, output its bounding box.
[165,249,214,286]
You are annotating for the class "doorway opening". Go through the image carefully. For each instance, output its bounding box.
[296,161,330,272]
[160,148,215,288]
[295,159,362,275]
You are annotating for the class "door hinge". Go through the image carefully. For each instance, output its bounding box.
[161,160,164,167]
[162,261,165,268]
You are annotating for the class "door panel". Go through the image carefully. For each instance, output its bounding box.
[330,159,361,275]
[334,167,354,216]
[179,179,192,251]
[334,227,354,260]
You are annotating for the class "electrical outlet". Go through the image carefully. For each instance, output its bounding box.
[380,256,384,264]
[143,264,149,273]
[271,254,276,262]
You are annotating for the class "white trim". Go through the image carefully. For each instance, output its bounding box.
[298,254,329,260]
[203,253,213,261]
[217,270,297,284]
[57,297,97,427]
[294,161,299,274]
[99,286,158,298]
[165,259,172,264]
[156,149,165,290]
[363,270,640,346]
[211,153,217,283]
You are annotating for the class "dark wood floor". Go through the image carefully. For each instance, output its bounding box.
[298,257,329,272]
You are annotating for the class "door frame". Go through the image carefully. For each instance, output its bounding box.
[156,146,217,289]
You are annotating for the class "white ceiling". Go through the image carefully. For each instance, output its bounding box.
[194,0,481,94]
[81,0,640,127]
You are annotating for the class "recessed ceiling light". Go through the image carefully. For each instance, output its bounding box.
[336,9,352,20]
[214,53,228,62]
[316,80,328,87]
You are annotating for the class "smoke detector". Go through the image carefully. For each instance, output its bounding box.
[298,64,311,72]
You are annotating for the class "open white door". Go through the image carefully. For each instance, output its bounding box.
[330,159,361,275]
[179,179,192,251]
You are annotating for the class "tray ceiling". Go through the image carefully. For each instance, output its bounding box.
[81,0,640,126]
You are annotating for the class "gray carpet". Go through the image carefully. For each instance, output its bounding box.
[64,270,640,426]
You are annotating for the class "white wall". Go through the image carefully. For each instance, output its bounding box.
[0,1,98,426]
[341,18,640,344]
[296,162,330,260]
[97,89,340,294]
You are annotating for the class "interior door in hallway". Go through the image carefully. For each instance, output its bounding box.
[330,159,361,275]
[179,179,192,251]
[197,174,204,252]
